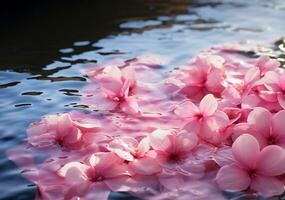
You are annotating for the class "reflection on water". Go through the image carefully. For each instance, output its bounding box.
[0,0,285,199]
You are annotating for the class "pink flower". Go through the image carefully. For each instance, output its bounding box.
[254,55,280,76]
[148,128,205,190]
[107,136,161,175]
[233,107,285,149]
[216,134,285,197]
[175,94,230,144]
[220,85,260,123]
[264,71,285,109]
[58,152,130,199]
[148,129,203,175]
[27,113,100,149]
[83,65,140,114]
[173,54,226,101]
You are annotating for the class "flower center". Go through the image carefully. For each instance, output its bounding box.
[249,169,257,178]
[268,136,276,145]
[111,96,124,102]
[90,174,105,182]
[195,113,204,120]
[56,138,64,147]
[131,149,140,159]
[168,153,183,164]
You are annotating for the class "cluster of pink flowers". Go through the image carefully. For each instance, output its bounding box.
[8,42,285,200]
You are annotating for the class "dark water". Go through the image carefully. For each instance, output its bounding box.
[1,0,285,199]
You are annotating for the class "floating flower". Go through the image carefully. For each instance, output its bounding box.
[216,134,285,197]
[107,136,161,175]
[27,113,100,149]
[233,107,285,148]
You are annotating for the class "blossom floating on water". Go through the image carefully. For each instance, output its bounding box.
[8,42,285,200]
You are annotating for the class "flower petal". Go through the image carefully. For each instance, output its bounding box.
[199,94,218,116]
[247,107,271,138]
[232,134,260,169]
[129,156,161,175]
[272,109,285,139]
[256,145,285,176]
[137,137,150,157]
[216,164,250,191]
[149,129,172,151]
[176,130,198,153]
[174,100,199,118]
[251,175,285,197]
[58,162,88,183]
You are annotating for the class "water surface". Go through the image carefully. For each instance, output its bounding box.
[1,0,285,199]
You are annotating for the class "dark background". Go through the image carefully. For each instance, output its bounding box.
[0,0,194,70]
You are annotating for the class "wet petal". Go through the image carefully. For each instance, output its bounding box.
[256,145,285,176]
[216,164,250,191]
[174,100,199,118]
[58,162,88,183]
[232,134,260,169]
[176,130,198,153]
[199,94,218,116]
[149,129,172,151]
[251,175,285,197]
[247,107,271,138]
[129,156,161,175]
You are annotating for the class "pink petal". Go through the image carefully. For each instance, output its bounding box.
[232,123,252,141]
[174,100,199,118]
[120,79,132,97]
[258,89,277,102]
[205,68,224,93]
[176,130,198,153]
[63,129,82,145]
[251,175,285,197]
[137,137,150,157]
[216,164,251,191]
[110,149,134,162]
[121,96,140,114]
[263,71,280,91]
[121,66,136,84]
[82,86,118,110]
[129,156,161,175]
[232,134,260,169]
[100,76,122,96]
[199,94,218,116]
[57,114,76,138]
[88,152,122,172]
[221,85,241,103]
[277,94,285,109]
[177,158,205,179]
[279,74,285,90]
[241,94,260,109]
[158,173,187,190]
[58,162,88,182]
[102,65,122,82]
[232,123,267,148]
[183,119,201,134]
[198,118,219,141]
[247,107,271,138]
[256,145,285,176]
[83,182,110,200]
[244,67,260,86]
[105,175,158,192]
[272,110,285,140]
[102,164,128,178]
[149,129,172,151]
[213,147,236,167]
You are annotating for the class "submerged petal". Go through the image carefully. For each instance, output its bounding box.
[216,164,250,191]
